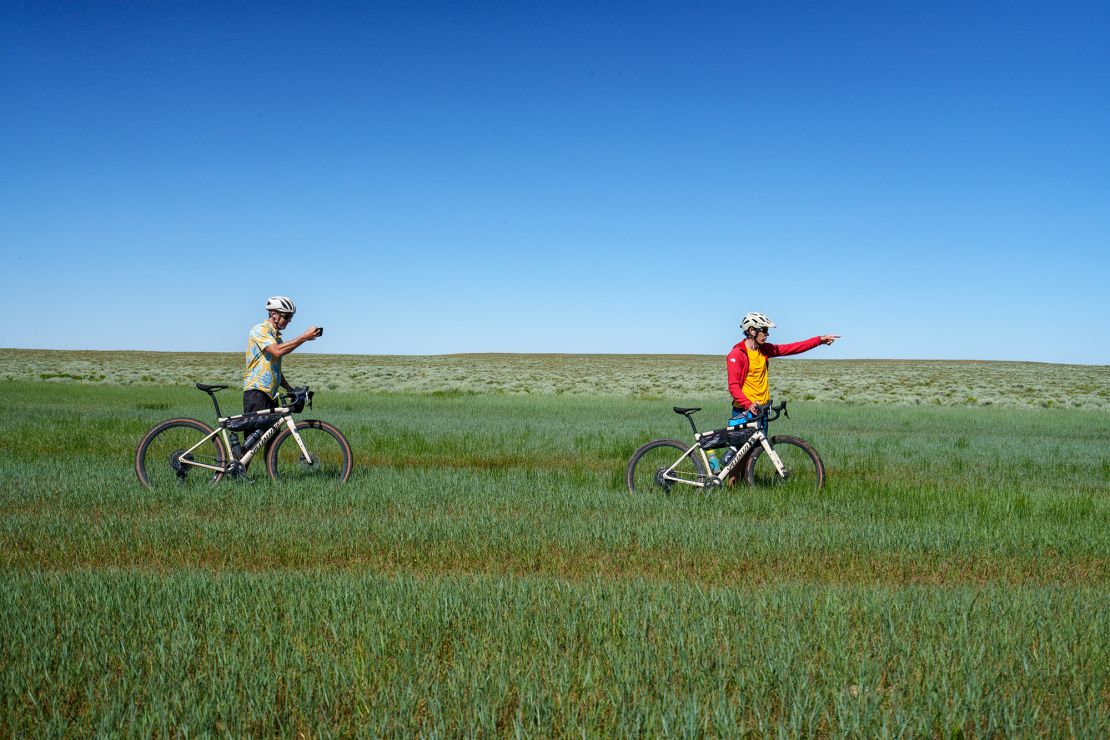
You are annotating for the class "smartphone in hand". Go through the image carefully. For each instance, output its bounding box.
[315,327,324,337]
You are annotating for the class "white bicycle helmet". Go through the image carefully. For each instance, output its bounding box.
[741,312,776,332]
[265,296,297,315]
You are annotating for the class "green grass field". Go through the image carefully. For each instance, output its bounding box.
[2,351,1109,735]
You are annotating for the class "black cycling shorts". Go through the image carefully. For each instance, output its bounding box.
[243,389,276,414]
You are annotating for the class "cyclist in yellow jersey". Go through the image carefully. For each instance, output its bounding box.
[243,295,322,414]
[726,312,840,426]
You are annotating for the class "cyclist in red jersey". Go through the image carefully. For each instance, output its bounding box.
[727,312,839,426]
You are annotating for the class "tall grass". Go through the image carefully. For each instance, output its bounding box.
[1,379,1108,734]
[3,574,1108,736]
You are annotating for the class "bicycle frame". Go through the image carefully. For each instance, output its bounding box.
[174,405,312,475]
[661,422,788,489]
[222,408,313,465]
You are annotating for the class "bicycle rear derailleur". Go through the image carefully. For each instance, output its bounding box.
[169,449,193,480]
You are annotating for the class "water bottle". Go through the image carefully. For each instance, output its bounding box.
[243,429,264,451]
[722,448,736,467]
[229,432,243,458]
[706,449,721,472]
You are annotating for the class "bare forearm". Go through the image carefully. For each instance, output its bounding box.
[266,337,308,359]
[265,327,320,359]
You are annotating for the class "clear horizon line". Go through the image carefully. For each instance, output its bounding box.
[1,347,1107,368]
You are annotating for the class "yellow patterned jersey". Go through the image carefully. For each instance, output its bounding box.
[243,321,282,397]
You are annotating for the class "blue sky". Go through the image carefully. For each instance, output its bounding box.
[2,1,1107,363]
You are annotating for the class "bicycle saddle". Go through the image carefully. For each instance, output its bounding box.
[195,383,228,393]
[672,407,701,416]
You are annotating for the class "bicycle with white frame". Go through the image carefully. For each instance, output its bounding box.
[135,383,352,488]
[626,400,825,493]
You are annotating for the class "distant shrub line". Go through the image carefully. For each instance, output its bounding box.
[2,349,1108,410]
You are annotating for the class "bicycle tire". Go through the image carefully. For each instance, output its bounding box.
[135,418,228,489]
[743,435,825,491]
[266,419,353,483]
[626,438,707,494]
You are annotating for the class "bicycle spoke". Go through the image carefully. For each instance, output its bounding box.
[746,437,824,491]
[627,440,705,494]
[268,423,352,483]
[136,421,225,489]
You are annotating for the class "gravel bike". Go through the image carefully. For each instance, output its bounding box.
[626,400,825,493]
[135,384,353,488]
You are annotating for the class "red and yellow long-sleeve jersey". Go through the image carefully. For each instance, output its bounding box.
[726,336,822,409]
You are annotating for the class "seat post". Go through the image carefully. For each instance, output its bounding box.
[208,392,224,419]
[672,407,703,435]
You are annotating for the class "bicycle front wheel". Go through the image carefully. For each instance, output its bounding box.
[135,418,227,489]
[266,420,353,483]
[743,435,825,491]
[626,439,707,494]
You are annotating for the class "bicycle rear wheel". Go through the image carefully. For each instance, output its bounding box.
[266,420,353,483]
[743,435,825,491]
[135,418,227,489]
[626,439,707,494]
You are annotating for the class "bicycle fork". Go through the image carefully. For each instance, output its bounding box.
[756,434,789,477]
[284,417,315,465]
